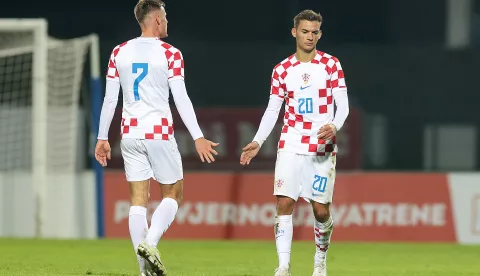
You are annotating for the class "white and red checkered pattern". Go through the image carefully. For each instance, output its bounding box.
[120,117,137,135]
[314,226,331,253]
[271,51,347,155]
[161,42,184,81]
[106,41,128,82]
[107,37,185,140]
[144,118,174,140]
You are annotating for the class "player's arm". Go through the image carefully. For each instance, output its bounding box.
[170,79,219,163]
[167,49,218,163]
[97,80,120,141]
[94,80,119,166]
[252,96,284,147]
[169,79,203,140]
[318,57,349,140]
[241,68,284,165]
[95,48,120,167]
[331,88,349,130]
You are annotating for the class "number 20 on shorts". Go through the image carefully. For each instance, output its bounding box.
[312,174,327,193]
[132,63,148,101]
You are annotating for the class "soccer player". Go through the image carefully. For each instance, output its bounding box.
[94,0,219,275]
[240,10,349,276]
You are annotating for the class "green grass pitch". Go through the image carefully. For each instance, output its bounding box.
[0,238,479,276]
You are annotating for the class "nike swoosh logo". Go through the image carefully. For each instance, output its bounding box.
[300,85,312,90]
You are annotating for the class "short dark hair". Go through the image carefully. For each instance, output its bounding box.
[134,0,165,24]
[294,10,322,29]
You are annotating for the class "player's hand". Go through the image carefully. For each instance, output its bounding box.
[317,123,337,141]
[94,140,111,167]
[240,141,260,166]
[195,137,219,163]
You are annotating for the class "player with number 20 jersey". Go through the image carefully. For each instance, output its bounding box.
[240,9,350,276]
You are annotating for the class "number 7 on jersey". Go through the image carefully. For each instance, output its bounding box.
[132,63,148,101]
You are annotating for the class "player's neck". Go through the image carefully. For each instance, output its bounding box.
[295,48,316,63]
[140,29,159,38]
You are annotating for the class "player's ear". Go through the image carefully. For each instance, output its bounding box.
[291,28,297,38]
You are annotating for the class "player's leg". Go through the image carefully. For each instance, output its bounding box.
[144,138,183,246]
[120,139,154,275]
[138,181,180,276]
[137,138,183,275]
[273,151,303,275]
[145,180,182,246]
[274,195,295,276]
[301,154,336,276]
[129,180,151,275]
[311,201,333,276]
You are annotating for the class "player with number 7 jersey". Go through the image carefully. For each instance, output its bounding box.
[94,1,219,275]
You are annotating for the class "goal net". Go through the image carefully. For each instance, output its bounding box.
[0,19,100,238]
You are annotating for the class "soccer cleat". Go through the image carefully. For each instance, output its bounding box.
[140,262,156,276]
[137,241,167,276]
[140,270,155,276]
[312,260,327,276]
[274,266,292,276]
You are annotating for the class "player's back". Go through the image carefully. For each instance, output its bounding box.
[107,37,184,140]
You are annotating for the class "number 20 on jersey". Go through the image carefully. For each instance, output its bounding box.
[132,63,148,101]
[298,97,313,114]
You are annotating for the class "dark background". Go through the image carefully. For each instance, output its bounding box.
[2,0,479,171]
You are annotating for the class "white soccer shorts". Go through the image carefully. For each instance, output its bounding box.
[273,151,337,204]
[120,138,183,184]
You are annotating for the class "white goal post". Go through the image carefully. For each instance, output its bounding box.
[0,19,103,238]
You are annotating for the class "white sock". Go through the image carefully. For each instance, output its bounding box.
[314,216,334,265]
[275,215,293,269]
[146,197,179,247]
[129,206,148,272]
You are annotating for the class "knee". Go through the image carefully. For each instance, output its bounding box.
[130,192,149,207]
[163,187,183,205]
[313,204,330,222]
[162,193,182,205]
[276,196,295,215]
[173,192,183,205]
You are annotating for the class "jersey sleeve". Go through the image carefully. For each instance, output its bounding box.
[169,79,204,140]
[97,79,120,140]
[106,45,121,82]
[165,47,185,82]
[331,57,347,92]
[330,57,349,131]
[252,96,284,147]
[270,66,286,99]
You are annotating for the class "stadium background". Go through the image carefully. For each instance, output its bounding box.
[1,0,480,275]
[3,0,476,172]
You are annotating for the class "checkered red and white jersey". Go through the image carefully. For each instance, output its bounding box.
[271,51,347,155]
[106,37,184,140]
